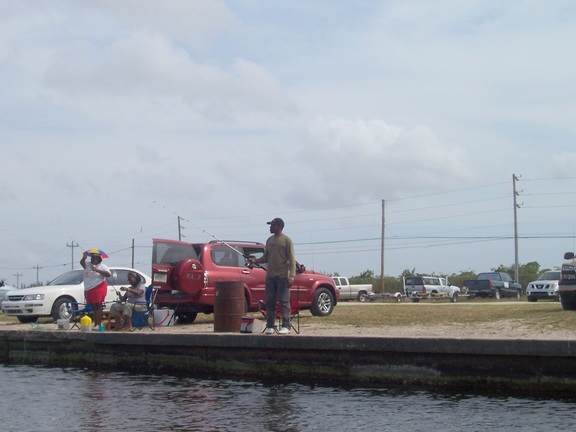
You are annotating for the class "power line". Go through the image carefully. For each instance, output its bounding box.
[66,241,79,270]
[33,265,42,285]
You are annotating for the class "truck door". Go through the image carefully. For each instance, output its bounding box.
[240,245,267,307]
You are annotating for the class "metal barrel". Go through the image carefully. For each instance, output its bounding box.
[214,281,245,332]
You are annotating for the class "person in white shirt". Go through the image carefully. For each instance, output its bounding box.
[80,251,111,329]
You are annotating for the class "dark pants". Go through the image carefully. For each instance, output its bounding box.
[265,276,290,329]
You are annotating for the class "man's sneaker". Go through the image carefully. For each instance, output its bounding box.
[264,327,275,335]
[278,327,291,335]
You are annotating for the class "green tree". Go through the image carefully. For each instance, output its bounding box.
[349,269,375,284]
[400,268,416,277]
[446,270,476,289]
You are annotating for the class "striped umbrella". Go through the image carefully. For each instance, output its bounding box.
[85,249,109,258]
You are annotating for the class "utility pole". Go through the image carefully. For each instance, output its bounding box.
[513,174,522,282]
[13,272,23,288]
[381,199,385,292]
[131,238,135,268]
[33,265,42,286]
[178,216,182,241]
[66,240,79,270]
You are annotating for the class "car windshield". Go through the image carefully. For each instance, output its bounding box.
[48,270,84,286]
[538,271,560,280]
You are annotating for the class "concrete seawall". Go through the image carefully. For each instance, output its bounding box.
[1,329,575,396]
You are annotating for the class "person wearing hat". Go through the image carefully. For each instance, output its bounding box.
[249,217,296,334]
[108,270,147,331]
[80,251,112,329]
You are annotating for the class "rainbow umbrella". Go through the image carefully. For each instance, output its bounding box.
[85,249,109,258]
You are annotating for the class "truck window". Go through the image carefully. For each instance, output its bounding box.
[405,277,422,285]
[153,242,199,265]
[242,246,267,269]
[211,245,242,267]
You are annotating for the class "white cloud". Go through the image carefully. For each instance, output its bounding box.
[98,0,239,49]
[40,32,297,128]
[552,153,576,177]
[292,117,472,204]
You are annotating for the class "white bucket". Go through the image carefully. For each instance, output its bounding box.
[57,319,70,330]
[154,309,175,327]
[80,325,92,332]
[240,316,254,333]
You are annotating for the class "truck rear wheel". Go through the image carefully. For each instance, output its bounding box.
[176,312,197,324]
[358,292,367,302]
[494,289,501,300]
[560,293,576,311]
[310,287,335,316]
[450,292,459,303]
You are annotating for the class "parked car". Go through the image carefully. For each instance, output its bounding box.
[403,275,461,302]
[526,271,560,302]
[332,277,372,301]
[0,268,151,323]
[0,281,19,306]
[151,238,339,323]
[463,272,523,299]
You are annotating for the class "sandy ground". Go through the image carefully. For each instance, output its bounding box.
[1,316,575,340]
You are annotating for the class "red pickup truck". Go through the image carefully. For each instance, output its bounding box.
[151,238,339,323]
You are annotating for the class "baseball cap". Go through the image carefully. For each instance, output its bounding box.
[267,218,285,228]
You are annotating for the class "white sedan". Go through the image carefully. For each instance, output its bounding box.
[1,267,151,323]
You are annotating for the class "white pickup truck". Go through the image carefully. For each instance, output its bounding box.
[332,277,372,302]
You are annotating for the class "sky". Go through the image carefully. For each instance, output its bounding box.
[2,0,576,287]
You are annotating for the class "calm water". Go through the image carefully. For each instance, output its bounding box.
[1,364,575,432]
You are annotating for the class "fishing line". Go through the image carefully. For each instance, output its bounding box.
[152,201,266,270]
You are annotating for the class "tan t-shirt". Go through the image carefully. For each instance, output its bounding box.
[262,233,296,280]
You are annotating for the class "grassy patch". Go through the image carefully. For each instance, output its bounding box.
[2,300,574,331]
[317,301,576,330]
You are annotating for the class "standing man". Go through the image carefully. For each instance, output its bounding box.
[80,251,112,329]
[249,218,296,334]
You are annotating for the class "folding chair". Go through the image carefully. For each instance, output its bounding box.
[257,299,300,334]
[65,301,95,330]
[131,285,157,331]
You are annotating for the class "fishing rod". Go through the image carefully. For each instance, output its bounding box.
[152,201,267,270]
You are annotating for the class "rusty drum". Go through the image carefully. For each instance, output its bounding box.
[214,281,245,332]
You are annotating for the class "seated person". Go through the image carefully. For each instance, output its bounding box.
[109,271,147,331]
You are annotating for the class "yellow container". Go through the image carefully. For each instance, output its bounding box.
[80,315,92,331]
